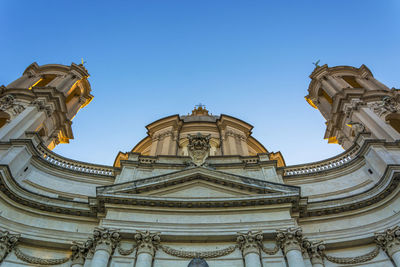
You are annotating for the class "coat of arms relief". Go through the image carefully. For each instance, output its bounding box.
[187,133,211,166]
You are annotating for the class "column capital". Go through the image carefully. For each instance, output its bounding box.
[276,227,304,255]
[134,230,160,257]
[0,230,19,262]
[92,228,121,255]
[236,231,263,256]
[303,239,325,265]
[70,239,94,265]
[375,226,400,257]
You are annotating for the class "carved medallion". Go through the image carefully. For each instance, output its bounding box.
[187,133,211,166]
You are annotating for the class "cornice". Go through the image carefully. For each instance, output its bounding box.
[302,166,400,218]
[0,165,95,218]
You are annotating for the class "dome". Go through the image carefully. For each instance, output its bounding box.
[114,106,285,167]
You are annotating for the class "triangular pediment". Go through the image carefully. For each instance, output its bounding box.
[97,167,299,198]
[143,180,253,198]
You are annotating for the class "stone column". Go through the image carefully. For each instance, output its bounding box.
[70,239,94,267]
[375,226,400,267]
[236,231,262,267]
[303,239,325,267]
[0,230,19,263]
[276,228,306,267]
[90,228,120,267]
[134,231,160,267]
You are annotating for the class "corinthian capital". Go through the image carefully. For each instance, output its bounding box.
[0,230,19,262]
[92,228,120,254]
[375,226,400,257]
[276,227,304,255]
[236,231,263,256]
[70,239,94,265]
[134,230,160,257]
[303,239,325,265]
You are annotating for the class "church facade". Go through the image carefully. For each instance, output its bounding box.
[0,63,400,267]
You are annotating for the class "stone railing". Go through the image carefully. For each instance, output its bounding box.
[36,144,114,176]
[284,144,360,176]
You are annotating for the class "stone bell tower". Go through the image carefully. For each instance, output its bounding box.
[0,62,93,149]
[305,64,400,149]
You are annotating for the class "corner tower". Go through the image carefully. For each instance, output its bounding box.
[305,64,400,149]
[0,62,93,149]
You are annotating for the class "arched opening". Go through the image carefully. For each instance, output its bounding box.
[30,74,57,89]
[386,114,400,134]
[342,76,362,88]
[0,112,10,128]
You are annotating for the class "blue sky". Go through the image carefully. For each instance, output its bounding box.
[1,1,399,165]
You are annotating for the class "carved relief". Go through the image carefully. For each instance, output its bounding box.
[369,96,400,117]
[303,239,325,265]
[187,133,211,166]
[236,231,263,256]
[276,227,304,255]
[70,239,94,265]
[0,230,19,262]
[0,94,25,117]
[92,228,121,254]
[375,225,400,257]
[134,230,160,257]
[31,99,53,117]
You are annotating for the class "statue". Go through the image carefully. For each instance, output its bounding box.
[187,133,211,166]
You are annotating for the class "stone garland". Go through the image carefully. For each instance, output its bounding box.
[160,244,238,259]
[260,244,280,255]
[117,242,136,256]
[14,246,71,265]
[321,246,380,264]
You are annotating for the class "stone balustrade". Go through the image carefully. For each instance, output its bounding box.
[284,144,360,176]
[37,144,114,176]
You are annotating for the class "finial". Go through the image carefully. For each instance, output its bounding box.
[195,103,205,109]
[312,60,321,68]
[80,58,87,66]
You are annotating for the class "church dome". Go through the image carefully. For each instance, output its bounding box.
[114,106,285,167]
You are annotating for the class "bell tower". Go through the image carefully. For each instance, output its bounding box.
[306,64,400,149]
[0,62,93,149]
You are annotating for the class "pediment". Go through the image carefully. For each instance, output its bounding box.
[143,180,253,198]
[97,167,299,198]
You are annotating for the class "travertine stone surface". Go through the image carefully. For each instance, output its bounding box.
[0,63,400,266]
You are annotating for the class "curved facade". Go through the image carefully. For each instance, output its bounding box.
[0,63,400,267]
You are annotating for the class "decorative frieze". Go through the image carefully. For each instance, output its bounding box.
[276,227,303,254]
[236,231,263,256]
[375,225,400,257]
[0,230,19,262]
[134,230,160,257]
